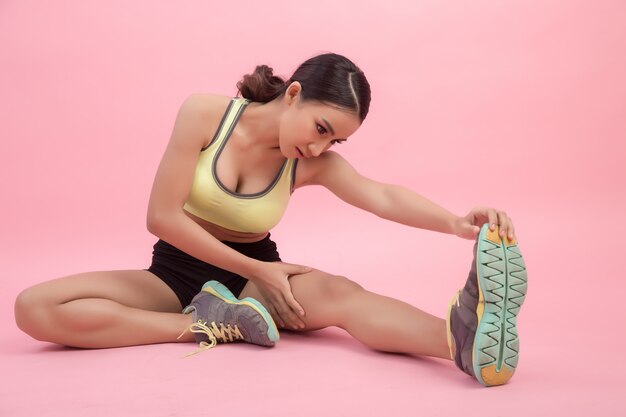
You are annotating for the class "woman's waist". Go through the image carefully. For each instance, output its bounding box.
[184,209,269,243]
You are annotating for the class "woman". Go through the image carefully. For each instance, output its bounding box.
[14,53,527,387]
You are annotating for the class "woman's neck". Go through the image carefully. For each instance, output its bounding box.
[237,99,283,152]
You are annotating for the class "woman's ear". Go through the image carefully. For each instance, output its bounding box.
[284,81,302,105]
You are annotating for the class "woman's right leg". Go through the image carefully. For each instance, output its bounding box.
[14,270,195,348]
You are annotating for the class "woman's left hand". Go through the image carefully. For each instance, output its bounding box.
[453,206,516,241]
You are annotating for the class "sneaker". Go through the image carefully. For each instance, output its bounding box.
[446,224,528,386]
[178,281,280,356]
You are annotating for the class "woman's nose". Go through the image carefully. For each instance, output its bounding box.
[308,141,330,157]
[308,142,323,157]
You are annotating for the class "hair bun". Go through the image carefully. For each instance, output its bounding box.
[236,65,287,103]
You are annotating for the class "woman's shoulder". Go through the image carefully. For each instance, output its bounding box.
[174,94,236,142]
[179,93,234,116]
[165,94,236,150]
[293,151,351,189]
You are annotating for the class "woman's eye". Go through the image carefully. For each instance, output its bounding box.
[331,139,344,145]
[316,124,327,135]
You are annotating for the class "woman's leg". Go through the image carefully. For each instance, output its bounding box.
[14,270,195,348]
[239,270,451,360]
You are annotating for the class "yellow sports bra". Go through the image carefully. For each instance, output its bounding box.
[183,97,298,233]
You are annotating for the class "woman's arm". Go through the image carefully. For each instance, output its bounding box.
[147,95,310,327]
[307,151,458,233]
[146,94,261,278]
[307,151,516,240]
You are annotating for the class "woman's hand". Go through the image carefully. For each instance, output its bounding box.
[453,206,516,241]
[249,261,312,330]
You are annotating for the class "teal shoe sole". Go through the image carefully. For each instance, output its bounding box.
[201,280,280,343]
[473,224,528,386]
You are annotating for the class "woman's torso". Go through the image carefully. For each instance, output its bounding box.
[183,95,314,243]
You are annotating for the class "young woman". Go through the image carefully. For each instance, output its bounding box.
[14,53,527,387]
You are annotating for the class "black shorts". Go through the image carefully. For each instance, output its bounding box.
[147,234,281,309]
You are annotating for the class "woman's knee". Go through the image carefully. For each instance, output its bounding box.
[14,284,52,340]
[316,274,364,301]
[14,273,109,340]
[288,272,364,330]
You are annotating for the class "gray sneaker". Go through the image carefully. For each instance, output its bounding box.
[446,224,528,386]
[178,281,279,355]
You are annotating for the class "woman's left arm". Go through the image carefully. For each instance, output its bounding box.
[308,151,516,241]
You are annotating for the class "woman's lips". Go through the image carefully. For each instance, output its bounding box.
[296,147,305,157]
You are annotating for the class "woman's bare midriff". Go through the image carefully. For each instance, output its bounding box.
[184,210,269,243]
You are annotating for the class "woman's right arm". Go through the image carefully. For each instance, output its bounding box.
[146,95,309,328]
[146,94,260,278]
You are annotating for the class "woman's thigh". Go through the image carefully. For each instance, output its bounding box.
[16,270,182,314]
[239,268,363,331]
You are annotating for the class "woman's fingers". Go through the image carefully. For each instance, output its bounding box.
[500,213,515,240]
[496,210,506,237]
[275,303,303,330]
[268,290,305,330]
[266,302,284,328]
[487,208,499,231]
[283,290,306,329]
[469,206,516,241]
[255,262,310,329]
[494,211,517,240]
[509,220,516,239]
[281,262,313,276]
[277,294,305,330]
[284,289,305,318]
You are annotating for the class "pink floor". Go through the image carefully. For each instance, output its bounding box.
[2,1,625,416]
[3,203,625,416]
[0,207,626,416]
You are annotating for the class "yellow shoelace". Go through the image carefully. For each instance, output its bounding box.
[177,320,244,357]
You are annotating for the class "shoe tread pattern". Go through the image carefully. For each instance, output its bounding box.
[474,225,528,386]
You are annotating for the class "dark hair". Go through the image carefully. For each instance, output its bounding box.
[236,53,371,122]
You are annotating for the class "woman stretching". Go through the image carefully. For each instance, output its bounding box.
[14,53,527,387]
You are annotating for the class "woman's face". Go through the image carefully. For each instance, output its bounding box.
[279,86,361,159]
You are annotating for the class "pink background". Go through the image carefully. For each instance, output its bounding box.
[2,0,625,416]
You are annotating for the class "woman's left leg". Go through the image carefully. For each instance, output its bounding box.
[239,270,451,360]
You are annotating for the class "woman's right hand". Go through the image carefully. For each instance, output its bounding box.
[249,261,313,330]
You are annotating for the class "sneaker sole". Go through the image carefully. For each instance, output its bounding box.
[473,224,528,386]
[200,281,280,343]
